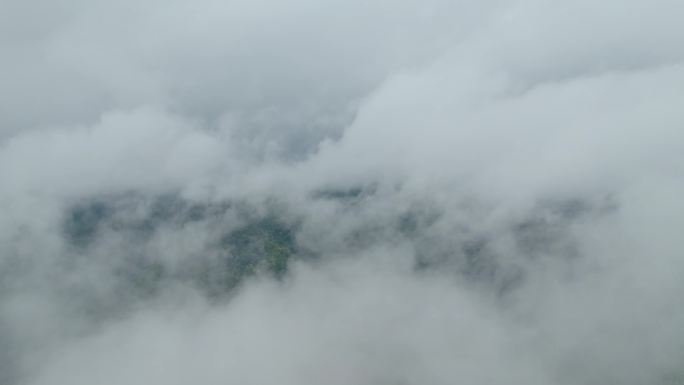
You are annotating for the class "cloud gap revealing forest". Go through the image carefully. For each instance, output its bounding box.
[1,1,684,384]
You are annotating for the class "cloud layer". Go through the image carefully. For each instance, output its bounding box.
[1,1,683,384]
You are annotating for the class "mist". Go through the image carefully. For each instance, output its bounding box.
[1,0,684,384]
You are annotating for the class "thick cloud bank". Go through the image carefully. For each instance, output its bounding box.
[1,1,684,384]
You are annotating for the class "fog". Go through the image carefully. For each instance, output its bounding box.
[1,0,683,384]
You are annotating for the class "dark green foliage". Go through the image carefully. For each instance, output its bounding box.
[63,201,111,248]
[59,193,599,305]
[222,217,297,277]
[311,184,376,203]
[512,199,587,259]
[142,194,230,228]
[313,187,365,200]
[63,194,232,247]
[61,195,299,300]
[114,256,166,299]
[397,212,420,236]
[189,216,299,298]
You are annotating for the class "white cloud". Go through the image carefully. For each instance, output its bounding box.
[1,0,683,384]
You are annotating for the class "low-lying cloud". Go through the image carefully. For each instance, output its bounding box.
[1,0,683,384]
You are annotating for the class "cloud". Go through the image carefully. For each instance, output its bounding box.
[1,0,683,384]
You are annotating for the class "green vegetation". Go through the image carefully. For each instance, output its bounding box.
[63,201,111,248]
[62,196,299,299]
[222,216,297,278]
